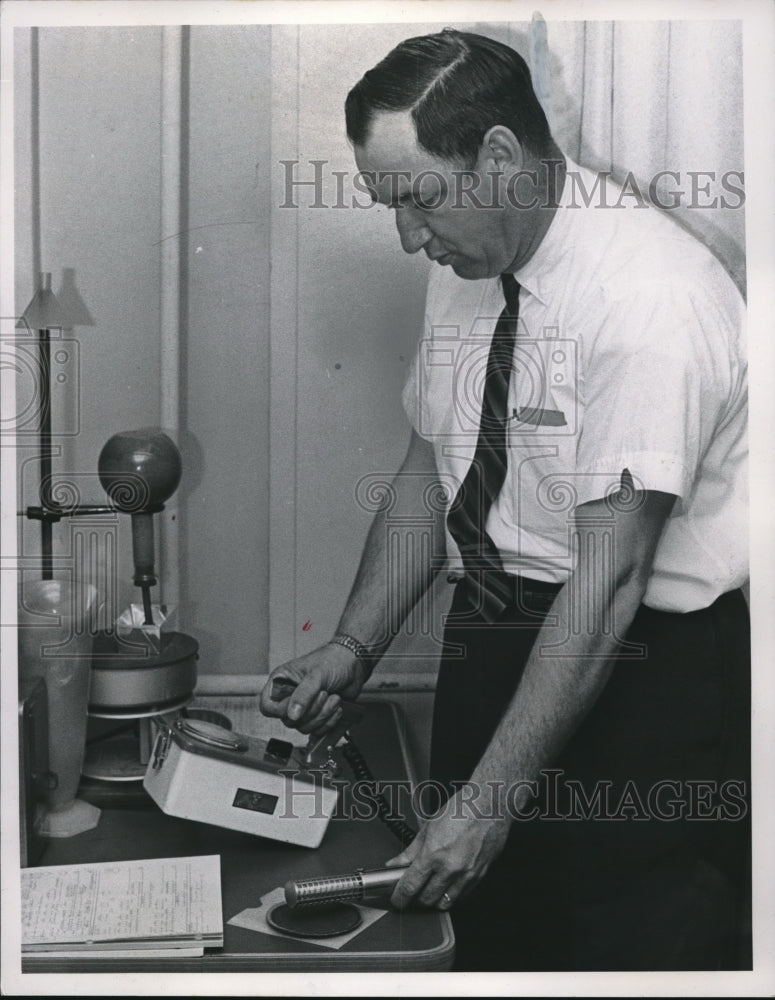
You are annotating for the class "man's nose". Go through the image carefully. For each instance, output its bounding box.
[394,206,433,255]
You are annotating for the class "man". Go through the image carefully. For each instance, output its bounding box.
[260,29,749,971]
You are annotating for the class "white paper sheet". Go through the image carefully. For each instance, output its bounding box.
[21,855,223,950]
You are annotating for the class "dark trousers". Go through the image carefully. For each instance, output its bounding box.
[430,577,751,971]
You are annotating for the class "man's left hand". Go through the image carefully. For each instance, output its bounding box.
[385,788,512,910]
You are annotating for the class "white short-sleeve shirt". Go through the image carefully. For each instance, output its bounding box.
[402,161,747,613]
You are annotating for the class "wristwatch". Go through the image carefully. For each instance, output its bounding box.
[328,632,371,662]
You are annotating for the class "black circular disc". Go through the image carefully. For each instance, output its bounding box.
[267,902,362,938]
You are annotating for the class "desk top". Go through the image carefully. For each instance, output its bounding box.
[23,699,454,974]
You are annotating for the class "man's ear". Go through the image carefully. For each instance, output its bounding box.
[478,125,525,175]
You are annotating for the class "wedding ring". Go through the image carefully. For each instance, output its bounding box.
[441,891,452,908]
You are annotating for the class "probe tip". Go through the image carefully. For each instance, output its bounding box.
[284,880,298,907]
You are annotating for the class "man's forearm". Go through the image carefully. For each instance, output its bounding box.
[469,572,646,812]
[387,566,652,911]
[468,484,675,811]
[261,433,445,730]
[336,432,444,665]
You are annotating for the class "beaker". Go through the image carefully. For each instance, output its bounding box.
[18,578,101,837]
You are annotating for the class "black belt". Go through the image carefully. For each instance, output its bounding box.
[448,571,563,614]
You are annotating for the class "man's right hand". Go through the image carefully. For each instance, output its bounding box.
[259,643,370,735]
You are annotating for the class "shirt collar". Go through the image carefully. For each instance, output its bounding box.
[510,157,578,306]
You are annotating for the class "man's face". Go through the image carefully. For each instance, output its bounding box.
[353,111,529,280]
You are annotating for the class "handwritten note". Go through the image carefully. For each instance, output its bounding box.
[22,855,223,950]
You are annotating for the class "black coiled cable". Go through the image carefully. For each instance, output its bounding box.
[341,734,417,847]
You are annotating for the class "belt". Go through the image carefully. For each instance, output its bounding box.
[448,571,563,614]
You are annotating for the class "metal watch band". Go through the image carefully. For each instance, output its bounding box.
[329,632,371,661]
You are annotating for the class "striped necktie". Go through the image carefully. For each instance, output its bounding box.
[446,273,521,621]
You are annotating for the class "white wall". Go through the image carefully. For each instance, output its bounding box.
[15,26,273,675]
[15,26,164,620]
[181,26,272,674]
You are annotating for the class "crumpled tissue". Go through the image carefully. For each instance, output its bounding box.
[116,603,176,652]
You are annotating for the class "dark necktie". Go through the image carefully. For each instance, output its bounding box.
[446,273,521,621]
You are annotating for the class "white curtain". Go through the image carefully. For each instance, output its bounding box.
[535,19,746,293]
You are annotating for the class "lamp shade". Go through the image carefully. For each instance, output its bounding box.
[18,272,71,330]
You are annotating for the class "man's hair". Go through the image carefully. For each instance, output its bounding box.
[345,28,553,167]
